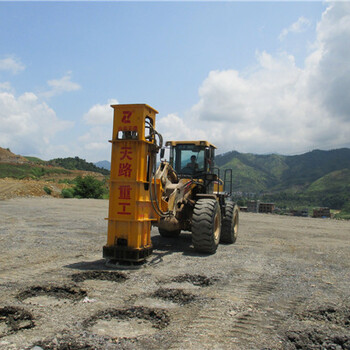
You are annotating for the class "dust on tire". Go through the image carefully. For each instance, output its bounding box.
[191,198,222,254]
[220,201,239,244]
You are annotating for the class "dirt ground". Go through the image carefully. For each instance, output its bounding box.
[0,179,65,200]
[0,172,105,200]
[0,198,349,350]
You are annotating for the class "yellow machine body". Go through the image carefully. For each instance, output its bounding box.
[103,104,238,262]
[103,104,160,262]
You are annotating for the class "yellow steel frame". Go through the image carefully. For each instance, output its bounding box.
[103,104,160,262]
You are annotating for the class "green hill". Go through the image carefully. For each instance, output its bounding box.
[216,148,350,193]
[306,168,350,194]
[48,157,110,175]
[216,148,350,214]
[281,149,350,188]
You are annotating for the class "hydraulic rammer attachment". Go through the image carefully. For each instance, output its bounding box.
[103,104,161,263]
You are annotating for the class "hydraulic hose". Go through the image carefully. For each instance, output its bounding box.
[145,121,170,218]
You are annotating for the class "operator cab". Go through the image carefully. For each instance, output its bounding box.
[165,141,216,178]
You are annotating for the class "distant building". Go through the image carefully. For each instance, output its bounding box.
[313,207,331,218]
[290,209,309,217]
[259,203,275,214]
[247,201,275,214]
[247,200,259,213]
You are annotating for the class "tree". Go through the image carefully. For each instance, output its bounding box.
[73,176,106,199]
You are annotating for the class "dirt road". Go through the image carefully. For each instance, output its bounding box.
[1,198,349,349]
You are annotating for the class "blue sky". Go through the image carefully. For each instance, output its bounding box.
[1,1,349,162]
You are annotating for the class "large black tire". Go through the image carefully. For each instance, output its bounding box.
[158,228,181,238]
[220,201,239,244]
[191,198,221,254]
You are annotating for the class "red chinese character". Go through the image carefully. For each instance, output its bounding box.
[122,111,132,123]
[119,185,131,200]
[120,146,133,160]
[118,163,132,177]
[117,202,131,215]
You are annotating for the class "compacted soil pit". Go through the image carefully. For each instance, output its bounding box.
[285,328,350,349]
[170,274,216,287]
[300,305,350,327]
[151,288,197,305]
[83,306,170,339]
[71,271,127,283]
[31,336,94,350]
[283,304,350,349]
[17,285,87,306]
[0,307,35,338]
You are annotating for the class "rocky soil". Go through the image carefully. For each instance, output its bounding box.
[0,198,349,349]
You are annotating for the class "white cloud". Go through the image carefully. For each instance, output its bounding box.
[157,113,207,144]
[0,91,73,157]
[279,16,311,41]
[41,71,81,98]
[0,57,25,74]
[83,99,118,125]
[0,82,12,92]
[76,99,119,161]
[168,2,350,155]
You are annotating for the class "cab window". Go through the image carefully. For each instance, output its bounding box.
[174,145,205,175]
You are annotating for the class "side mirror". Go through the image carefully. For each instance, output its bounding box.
[160,148,165,159]
[205,148,210,160]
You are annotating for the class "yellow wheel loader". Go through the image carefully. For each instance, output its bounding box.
[103,104,239,264]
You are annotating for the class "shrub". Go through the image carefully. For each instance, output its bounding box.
[58,178,76,185]
[61,188,74,198]
[43,186,52,195]
[73,176,106,199]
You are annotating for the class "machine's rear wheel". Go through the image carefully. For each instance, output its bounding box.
[191,198,221,254]
[158,228,181,238]
[220,201,239,244]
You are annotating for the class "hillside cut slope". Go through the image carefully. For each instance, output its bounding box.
[0,147,29,164]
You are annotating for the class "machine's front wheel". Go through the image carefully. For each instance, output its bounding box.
[158,228,181,238]
[220,202,239,244]
[191,198,221,254]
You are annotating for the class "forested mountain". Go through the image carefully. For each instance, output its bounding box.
[48,157,110,175]
[216,148,350,192]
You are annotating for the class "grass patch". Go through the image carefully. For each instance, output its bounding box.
[58,178,77,185]
[0,163,71,179]
[24,156,46,164]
